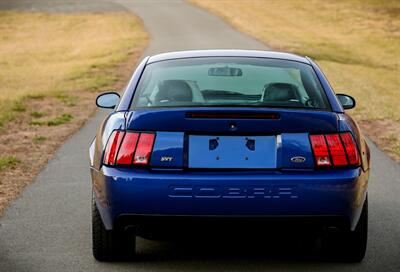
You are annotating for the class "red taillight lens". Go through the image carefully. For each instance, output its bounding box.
[116,132,139,165]
[309,135,331,166]
[133,133,155,165]
[103,130,125,165]
[340,132,361,165]
[103,131,155,166]
[310,132,360,168]
[325,134,347,166]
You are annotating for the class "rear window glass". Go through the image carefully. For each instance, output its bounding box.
[131,57,330,110]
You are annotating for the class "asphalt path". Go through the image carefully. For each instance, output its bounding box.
[0,0,399,271]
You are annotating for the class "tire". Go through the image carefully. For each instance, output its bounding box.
[322,196,368,262]
[92,198,136,261]
[342,196,368,262]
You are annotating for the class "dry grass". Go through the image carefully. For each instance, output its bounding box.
[190,0,400,161]
[0,12,148,214]
[0,11,147,126]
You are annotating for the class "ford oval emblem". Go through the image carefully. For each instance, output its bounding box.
[291,156,306,163]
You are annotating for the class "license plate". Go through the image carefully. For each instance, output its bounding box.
[188,135,277,169]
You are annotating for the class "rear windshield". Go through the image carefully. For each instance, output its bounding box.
[131,57,330,110]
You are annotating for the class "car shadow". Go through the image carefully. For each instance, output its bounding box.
[106,228,360,270]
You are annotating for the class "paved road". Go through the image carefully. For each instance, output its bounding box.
[1,0,400,271]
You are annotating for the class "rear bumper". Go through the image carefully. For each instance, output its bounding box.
[91,167,368,231]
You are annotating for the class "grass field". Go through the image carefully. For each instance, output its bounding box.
[190,0,400,161]
[0,12,147,127]
[0,12,147,214]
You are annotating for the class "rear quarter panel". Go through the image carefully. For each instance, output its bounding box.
[90,112,127,170]
[338,113,370,171]
[308,57,370,171]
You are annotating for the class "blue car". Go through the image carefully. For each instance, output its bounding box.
[89,50,370,262]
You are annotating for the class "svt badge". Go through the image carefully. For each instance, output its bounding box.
[161,156,173,162]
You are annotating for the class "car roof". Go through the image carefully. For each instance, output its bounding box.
[147,49,310,64]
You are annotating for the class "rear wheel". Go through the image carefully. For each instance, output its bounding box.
[342,196,368,262]
[323,196,368,262]
[92,198,136,261]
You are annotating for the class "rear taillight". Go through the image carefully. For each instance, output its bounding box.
[340,133,360,165]
[103,131,124,166]
[309,135,331,167]
[103,131,155,166]
[309,132,360,168]
[133,133,155,165]
[116,132,139,165]
[325,134,347,166]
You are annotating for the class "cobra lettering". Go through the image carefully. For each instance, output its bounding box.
[168,185,298,199]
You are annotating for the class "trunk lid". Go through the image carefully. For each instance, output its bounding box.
[127,108,338,134]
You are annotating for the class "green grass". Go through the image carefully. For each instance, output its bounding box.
[33,136,47,143]
[25,94,46,100]
[47,114,73,126]
[30,111,46,118]
[0,101,22,127]
[0,156,21,171]
[30,113,73,126]
[11,101,26,112]
[54,92,77,107]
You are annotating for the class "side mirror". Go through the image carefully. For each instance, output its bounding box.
[96,92,120,109]
[336,94,356,110]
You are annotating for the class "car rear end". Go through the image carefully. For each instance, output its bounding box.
[90,52,369,261]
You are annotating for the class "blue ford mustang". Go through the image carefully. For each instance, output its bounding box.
[89,50,370,262]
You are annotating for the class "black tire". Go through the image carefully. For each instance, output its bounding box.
[323,196,368,262]
[342,196,368,262]
[92,198,136,261]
